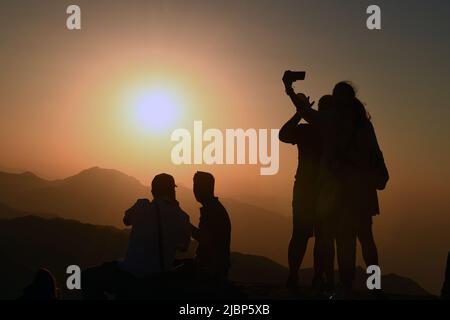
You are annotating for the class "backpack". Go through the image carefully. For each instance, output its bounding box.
[362,120,389,190]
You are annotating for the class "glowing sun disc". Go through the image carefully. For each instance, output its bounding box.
[131,88,181,131]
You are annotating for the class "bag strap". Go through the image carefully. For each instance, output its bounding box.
[154,202,165,272]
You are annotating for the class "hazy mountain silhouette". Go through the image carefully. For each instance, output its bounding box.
[0,171,50,198]
[0,168,148,227]
[0,215,433,300]
[0,168,446,295]
[0,202,57,220]
[230,253,430,297]
[229,252,290,284]
[0,168,290,265]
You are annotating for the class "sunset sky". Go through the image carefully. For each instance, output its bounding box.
[1,0,449,292]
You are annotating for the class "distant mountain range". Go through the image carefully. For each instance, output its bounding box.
[0,168,291,265]
[0,215,433,300]
[1,167,446,297]
[0,202,57,220]
[0,168,148,226]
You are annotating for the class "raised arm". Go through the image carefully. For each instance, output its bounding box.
[287,90,319,123]
[279,112,301,144]
[285,86,320,124]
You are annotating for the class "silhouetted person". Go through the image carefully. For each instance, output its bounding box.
[285,78,388,298]
[279,93,334,291]
[352,109,387,270]
[121,174,191,275]
[442,251,450,299]
[191,171,231,283]
[82,173,190,299]
[332,82,388,296]
[19,268,59,300]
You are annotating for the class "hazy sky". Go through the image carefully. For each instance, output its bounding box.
[1,0,450,292]
[1,0,449,188]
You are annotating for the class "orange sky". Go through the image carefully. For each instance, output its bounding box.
[1,1,449,200]
[1,0,450,293]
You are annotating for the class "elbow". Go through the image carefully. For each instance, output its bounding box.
[278,131,289,143]
[123,216,131,226]
[279,133,293,144]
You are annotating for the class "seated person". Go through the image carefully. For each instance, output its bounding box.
[19,268,60,300]
[82,173,190,299]
[191,171,231,283]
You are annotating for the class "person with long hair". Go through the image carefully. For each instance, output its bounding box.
[284,79,387,298]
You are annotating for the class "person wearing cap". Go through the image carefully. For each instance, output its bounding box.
[82,173,191,299]
[120,173,191,276]
[191,171,231,283]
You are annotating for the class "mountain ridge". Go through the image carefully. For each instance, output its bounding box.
[0,167,446,296]
[0,167,291,265]
[0,215,433,300]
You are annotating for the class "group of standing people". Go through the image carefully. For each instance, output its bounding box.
[280,72,389,298]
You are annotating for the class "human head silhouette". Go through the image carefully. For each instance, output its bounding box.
[22,268,59,300]
[333,81,356,103]
[193,171,215,203]
[151,173,177,200]
[318,95,334,112]
[333,81,369,123]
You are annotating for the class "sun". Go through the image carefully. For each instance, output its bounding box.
[130,87,182,132]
